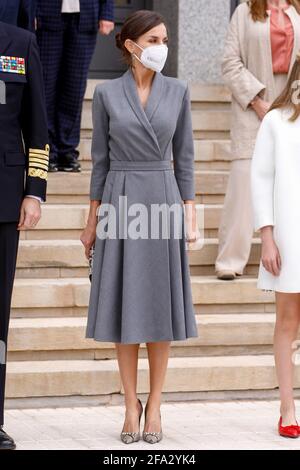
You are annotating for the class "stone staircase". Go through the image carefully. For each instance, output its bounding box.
[6,80,300,403]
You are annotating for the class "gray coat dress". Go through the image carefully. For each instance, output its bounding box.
[86,66,198,344]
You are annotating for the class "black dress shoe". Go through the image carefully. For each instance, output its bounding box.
[57,152,81,172]
[48,154,58,172]
[0,427,16,450]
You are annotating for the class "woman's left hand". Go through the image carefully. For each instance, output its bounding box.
[80,220,97,259]
[184,200,199,244]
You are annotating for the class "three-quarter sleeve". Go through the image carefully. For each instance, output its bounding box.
[89,85,110,201]
[221,5,266,111]
[172,84,195,201]
[250,113,275,232]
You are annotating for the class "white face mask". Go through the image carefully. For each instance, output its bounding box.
[131,41,168,73]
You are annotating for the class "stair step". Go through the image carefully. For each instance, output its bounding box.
[8,314,277,354]
[7,355,299,398]
[189,238,261,266]
[191,276,274,305]
[17,240,87,268]
[11,276,274,311]
[16,238,261,271]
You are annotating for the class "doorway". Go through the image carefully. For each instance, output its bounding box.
[89,0,154,78]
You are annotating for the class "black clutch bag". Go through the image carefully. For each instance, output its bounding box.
[88,245,95,282]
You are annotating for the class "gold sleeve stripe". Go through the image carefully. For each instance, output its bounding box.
[29,151,49,157]
[29,150,49,156]
[29,155,49,162]
[29,163,49,171]
[29,144,50,157]
[28,168,48,180]
[29,157,49,166]
[29,155,49,161]
[27,145,49,180]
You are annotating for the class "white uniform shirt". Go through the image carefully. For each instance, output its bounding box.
[61,0,80,13]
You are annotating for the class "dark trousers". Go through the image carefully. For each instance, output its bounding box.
[36,13,97,160]
[0,223,20,426]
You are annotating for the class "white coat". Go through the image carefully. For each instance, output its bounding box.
[251,107,300,292]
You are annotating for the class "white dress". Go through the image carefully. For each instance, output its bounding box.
[251,108,300,292]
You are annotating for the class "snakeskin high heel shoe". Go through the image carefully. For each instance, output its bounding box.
[120,398,143,444]
[143,401,163,444]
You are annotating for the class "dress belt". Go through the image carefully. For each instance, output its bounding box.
[109,160,172,171]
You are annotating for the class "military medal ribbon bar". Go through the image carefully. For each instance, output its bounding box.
[0,56,26,75]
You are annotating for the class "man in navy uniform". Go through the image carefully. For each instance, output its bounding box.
[0,0,35,30]
[0,20,49,450]
[35,0,115,172]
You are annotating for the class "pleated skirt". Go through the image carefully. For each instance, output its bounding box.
[86,160,198,344]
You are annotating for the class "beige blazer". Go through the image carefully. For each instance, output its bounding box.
[222,1,300,159]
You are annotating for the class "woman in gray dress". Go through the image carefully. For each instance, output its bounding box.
[80,9,198,445]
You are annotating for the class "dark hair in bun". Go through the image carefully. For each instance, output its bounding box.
[115,10,167,65]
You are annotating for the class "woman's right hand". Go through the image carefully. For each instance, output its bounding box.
[251,97,271,121]
[260,227,281,276]
[80,220,97,259]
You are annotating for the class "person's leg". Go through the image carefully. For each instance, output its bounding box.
[144,342,171,434]
[36,27,64,169]
[0,222,20,427]
[274,292,300,426]
[115,343,142,434]
[56,13,97,168]
[215,159,254,277]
